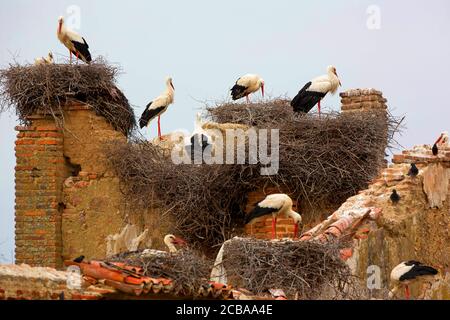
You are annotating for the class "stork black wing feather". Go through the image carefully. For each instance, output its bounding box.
[399,265,438,281]
[231,84,248,100]
[291,82,325,113]
[245,205,278,224]
[139,103,165,129]
[71,38,92,63]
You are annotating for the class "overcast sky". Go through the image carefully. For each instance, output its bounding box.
[1,0,449,262]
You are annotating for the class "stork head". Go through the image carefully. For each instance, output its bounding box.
[327,65,341,86]
[166,77,175,90]
[57,16,64,33]
[435,131,449,145]
[259,78,265,98]
[164,234,187,247]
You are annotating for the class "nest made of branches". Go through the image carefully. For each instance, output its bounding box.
[206,100,402,207]
[219,238,359,299]
[107,140,257,254]
[0,58,136,136]
[106,248,212,297]
[107,99,402,251]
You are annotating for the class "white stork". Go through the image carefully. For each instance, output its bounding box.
[142,234,187,256]
[34,52,54,65]
[291,65,341,115]
[56,16,92,64]
[389,260,438,300]
[139,77,175,139]
[432,131,449,156]
[230,74,265,103]
[245,193,302,239]
[185,113,212,163]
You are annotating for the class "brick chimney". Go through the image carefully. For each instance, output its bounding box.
[340,88,387,113]
[14,103,127,268]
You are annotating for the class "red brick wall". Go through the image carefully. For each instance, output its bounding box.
[15,116,65,268]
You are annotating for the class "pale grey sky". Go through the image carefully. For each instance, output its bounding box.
[1,0,449,262]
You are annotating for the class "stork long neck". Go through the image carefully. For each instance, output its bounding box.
[58,21,64,35]
[166,242,177,253]
[165,82,175,100]
[327,70,340,94]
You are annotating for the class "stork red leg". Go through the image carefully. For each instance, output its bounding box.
[318,99,321,116]
[76,52,79,64]
[405,285,410,300]
[271,217,278,239]
[157,116,161,139]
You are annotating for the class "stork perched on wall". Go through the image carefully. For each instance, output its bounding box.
[291,65,341,115]
[389,261,438,300]
[56,16,92,64]
[245,193,302,239]
[230,74,265,103]
[432,131,449,156]
[139,77,175,139]
[34,52,54,65]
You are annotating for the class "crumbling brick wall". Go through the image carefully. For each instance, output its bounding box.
[14,102,169,268]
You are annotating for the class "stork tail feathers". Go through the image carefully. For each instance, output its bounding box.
[231,84,247,100]
[245,205,277,224]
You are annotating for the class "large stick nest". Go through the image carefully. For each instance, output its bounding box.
[0,58,136,136]
[106,248,212,297]
[219,238,359,299]
[107,99,402,251]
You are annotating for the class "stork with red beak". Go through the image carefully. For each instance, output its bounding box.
[245,193,302,240]
[139,77,175,139]
[432,131,449,156]
[291,65,341,115]
[56,16,92,64]
[389,261,438,300]
[230,74,265,103]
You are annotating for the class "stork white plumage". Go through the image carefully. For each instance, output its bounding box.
[291,65,341,115]
[139,77,175,139]
[389,260,438,300]
[56,16,92,64]
[185,113,212,163]
[230,74,265,103]
[34,52,54,65]
[245,193,302,239]
[141,234,187,257]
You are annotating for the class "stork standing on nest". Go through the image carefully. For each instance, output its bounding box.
[186,113,212,163]
[230,74,265,103]
[56,16,92,64]
[34,52,54,65]
[245,193,302,239]
[142,234,187,256]
[389,260,438,300]
[291,65,341,115]
[139,77,175,139]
